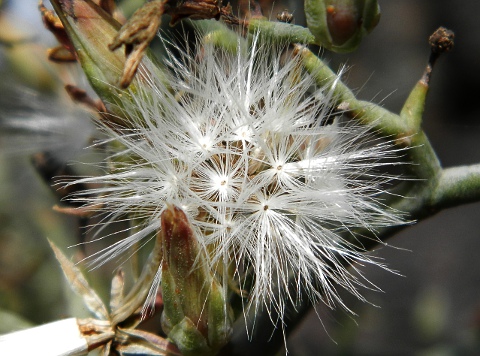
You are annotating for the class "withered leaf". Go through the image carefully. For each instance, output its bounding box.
[110,268,125,313]
[109,1,166,89]
[47,46,77,62]
[48,240,109,320]
[111,228,163,325]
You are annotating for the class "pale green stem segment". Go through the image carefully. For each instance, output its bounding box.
[246,0,381,52]
[248,19,316,44]
[193,19,246,54]
[432,164,480,209]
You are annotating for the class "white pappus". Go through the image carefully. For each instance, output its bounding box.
[70,27,406,328]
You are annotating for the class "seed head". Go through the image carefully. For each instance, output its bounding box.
[71,28,404,326]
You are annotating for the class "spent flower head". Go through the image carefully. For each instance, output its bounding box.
[68,24,405,331]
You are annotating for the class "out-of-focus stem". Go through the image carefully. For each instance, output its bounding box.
[432,164,480,210]
[248,19,316,44]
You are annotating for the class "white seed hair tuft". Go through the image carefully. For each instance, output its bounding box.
[70,28,406,327]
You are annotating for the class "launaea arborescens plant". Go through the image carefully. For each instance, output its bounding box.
[40,0,410,354]
[70,23,405,322]
[42,4,408,352]
[5,1,479,355]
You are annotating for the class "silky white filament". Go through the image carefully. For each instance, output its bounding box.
[70,28,405,326]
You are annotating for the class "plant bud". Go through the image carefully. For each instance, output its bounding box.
[305,0,380,52]
[49,0,166,125]
[49,0,125,102]
[160,205,233,356]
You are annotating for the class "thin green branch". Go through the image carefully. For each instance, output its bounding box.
[248,19,316,44]
[297,45,442,179]
[432,164,480,210]
[296,45,412,140]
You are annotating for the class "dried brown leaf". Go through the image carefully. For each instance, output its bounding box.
[110,268,125,313]
[109,0,223,88]
[48,240,110,320]
[52,204,99,217]
[109,1,166,88]
[111,228,163,325]
[39,1,76,57]
[65,84,107,113]
[167,0,222,25]
[47,46,77,62]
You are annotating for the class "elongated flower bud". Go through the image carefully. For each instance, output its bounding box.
[49,0,165,120]
[305,0,381,52]
[49,0,125,102]
[160,205,232,356]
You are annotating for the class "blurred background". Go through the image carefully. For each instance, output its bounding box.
[0,1,479,355]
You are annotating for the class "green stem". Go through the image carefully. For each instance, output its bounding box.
[432,164,480,210]
[296,45,412,140]
[248,19,316,44]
